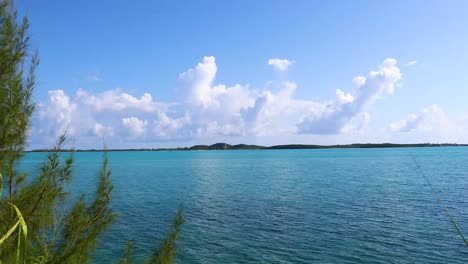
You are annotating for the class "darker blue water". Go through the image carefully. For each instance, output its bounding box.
[20,148,468,263]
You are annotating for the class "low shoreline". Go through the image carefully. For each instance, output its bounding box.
[28,143,468,152]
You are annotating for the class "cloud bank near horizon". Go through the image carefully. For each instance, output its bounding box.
[30,57,464,148]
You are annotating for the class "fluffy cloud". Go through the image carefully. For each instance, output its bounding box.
[153,112,191,139]
[122,117,148,137]
[32,57,417,148]
[298,58,402,134]
[389,105,452,133]
[385,105,467,143]
[76,89,160,112]
[93,123,114,138]
[35,90,77,139]
[267,58,293,71]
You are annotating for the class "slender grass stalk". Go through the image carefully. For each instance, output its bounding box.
[0,203,28,264]
[16,228,21,264]
[0,204,27,244]
[410,153,468,247]
[11,204,28,241]
[0,221,19,245]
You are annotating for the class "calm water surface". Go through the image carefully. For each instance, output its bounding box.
[20,148,468,263]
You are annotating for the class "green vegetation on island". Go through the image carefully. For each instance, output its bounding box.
[30,142,468,152]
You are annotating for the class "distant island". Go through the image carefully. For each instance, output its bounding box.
[29,143,468,152]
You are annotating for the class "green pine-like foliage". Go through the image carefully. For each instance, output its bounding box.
[0,1,183,263]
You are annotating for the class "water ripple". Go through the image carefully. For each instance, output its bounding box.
[19,147,468,263]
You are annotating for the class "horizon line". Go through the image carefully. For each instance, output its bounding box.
[27,142,468,152]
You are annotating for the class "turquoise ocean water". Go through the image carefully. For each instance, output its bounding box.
[20,147,468,263]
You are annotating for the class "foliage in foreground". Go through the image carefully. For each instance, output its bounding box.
[0,1,183,263]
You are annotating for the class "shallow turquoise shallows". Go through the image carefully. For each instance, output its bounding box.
[20,147,468,263]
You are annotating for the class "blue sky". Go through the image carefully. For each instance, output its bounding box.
[15,0,468,148]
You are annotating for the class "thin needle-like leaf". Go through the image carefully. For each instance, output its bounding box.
[11,203,28,240]
[0,221,19,245]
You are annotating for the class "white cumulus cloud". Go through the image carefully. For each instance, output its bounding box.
[386,105,467,143]
[33,56,456,148]
[267,58,293,71]
[122,117,148,137]
[389,105,452,133]
[297,58,402,134]
[35,90,77,140]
